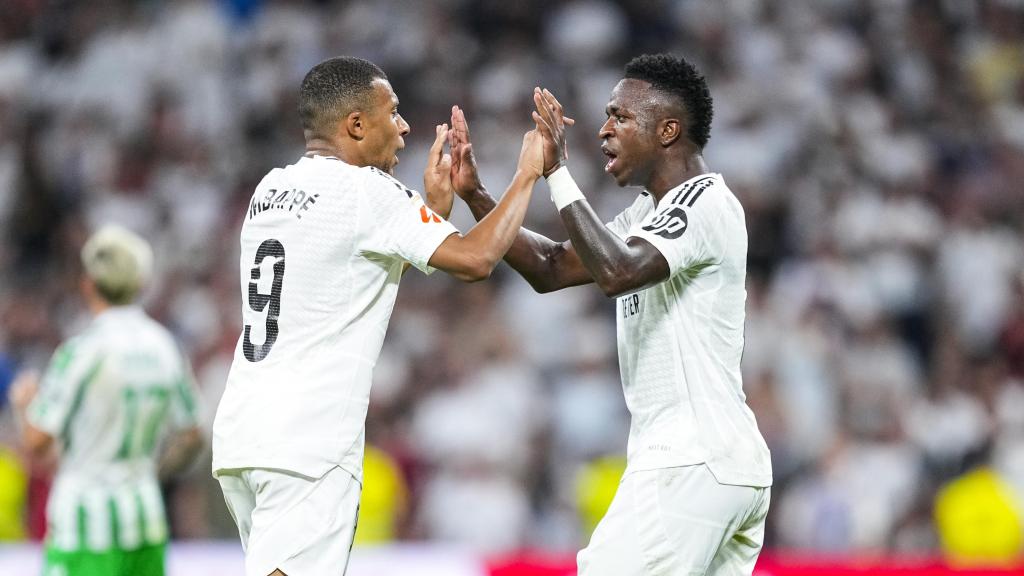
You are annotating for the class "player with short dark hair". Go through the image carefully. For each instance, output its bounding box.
[298,57,388,140]
[9,225,204,576]
[212,56,544,576]
[624,53,713,150]
[451,53,772,575]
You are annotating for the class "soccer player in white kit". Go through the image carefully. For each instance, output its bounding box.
[211,56,545,576]
[8,225,204,576]
[450,54,773,575]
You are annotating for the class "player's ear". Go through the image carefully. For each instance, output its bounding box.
[659,118,682,147]
[345,111,364,140]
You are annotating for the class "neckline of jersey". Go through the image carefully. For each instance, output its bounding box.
[646,172,722,207]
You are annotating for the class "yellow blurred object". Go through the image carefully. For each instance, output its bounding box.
[970,42,1024,103]
[935,466,1024,565]
[576,455,626,539]
[0,447,28,540]
[354,445,408,545]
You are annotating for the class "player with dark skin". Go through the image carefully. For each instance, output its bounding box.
[448,77,710,295]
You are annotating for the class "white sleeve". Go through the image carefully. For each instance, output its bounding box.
[358,168,459,273]
[628,184,722,278]
[26,338,102,437]
[606,193,651,239]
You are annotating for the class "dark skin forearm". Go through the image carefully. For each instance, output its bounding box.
[462,187,592,293]
[557,200,669,298]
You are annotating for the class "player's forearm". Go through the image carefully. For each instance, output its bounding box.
[460,170,538,273]
[558,201,637,297]
[462,187,585,293]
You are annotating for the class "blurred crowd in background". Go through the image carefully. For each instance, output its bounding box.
[1,0,1023,564]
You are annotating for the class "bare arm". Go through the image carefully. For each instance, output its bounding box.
[8,371,56,462]
[448,106,593,292]
[533,88,669,297]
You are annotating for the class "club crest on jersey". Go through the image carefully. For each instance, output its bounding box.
[642,206,688,239]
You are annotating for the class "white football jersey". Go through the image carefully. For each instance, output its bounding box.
[607,173,772,487]
[27,306,200,552]
[212,155,457,482]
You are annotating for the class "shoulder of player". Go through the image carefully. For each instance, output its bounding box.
[660,174,727,210]
[359,165,418,199]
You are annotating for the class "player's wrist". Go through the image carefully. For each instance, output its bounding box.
[543,158,566,178]
[456,185,488,199]
[545,165,585,211]
[514,168,542,183]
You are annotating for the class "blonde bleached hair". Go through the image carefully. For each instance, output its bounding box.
[80,225,154,305]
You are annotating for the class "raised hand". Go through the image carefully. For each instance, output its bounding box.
[449,105,484,198]
[517,129,545,178]
[531,88,575,177]
[423,123,454,219]
[8,370,40,412]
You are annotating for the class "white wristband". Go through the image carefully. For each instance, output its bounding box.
[546,166,586,211]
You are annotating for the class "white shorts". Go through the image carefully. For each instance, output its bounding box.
[578,464,770,576]
[218,466,361,576]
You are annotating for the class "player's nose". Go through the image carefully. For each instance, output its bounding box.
[397,114,410,136]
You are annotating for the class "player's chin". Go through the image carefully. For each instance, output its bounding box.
[608,166,630,187]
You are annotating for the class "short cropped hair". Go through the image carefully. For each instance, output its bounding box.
[624,54,713,149]
[298,56,387,136]
[81,225,153,305]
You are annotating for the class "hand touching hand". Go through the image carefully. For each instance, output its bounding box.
[423,123,454,219]
[532,87,575,177]
[449,105,484,199]
[517,129,545,178]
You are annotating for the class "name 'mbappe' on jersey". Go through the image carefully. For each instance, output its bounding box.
[248,187,321,220]
[213,155,458,483]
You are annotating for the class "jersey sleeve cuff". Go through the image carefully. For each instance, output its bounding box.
[627,229,683,278]
[415,223,460,275]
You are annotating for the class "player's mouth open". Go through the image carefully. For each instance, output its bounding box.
[602,148,618,173]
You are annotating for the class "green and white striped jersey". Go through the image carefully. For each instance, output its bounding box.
[27,306,201,553]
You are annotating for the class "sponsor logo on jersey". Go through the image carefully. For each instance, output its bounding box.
[642,206,688,239]
[419,205,442,223]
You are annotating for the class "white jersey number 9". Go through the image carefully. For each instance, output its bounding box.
[244,239,286,362]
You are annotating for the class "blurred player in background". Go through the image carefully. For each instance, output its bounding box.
[211,56,544,576]
[8,225,204,576]
[450,53,773,575]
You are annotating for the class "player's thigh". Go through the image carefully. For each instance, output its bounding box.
[580,465,764,576]
[577,473,650,576]
[656,465,767,575]
[707,487,771,576]
[217,469,258,549]
[245,466,361,576]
